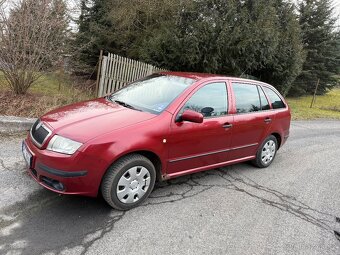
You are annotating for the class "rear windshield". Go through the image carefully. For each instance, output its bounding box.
[108,74,195,114]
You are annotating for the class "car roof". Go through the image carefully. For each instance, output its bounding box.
[160,71,221,80]
[160,71,271,86]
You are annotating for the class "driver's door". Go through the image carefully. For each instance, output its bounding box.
[166,82,234,176]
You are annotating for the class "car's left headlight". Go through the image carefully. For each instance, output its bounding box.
[47,135,83,155]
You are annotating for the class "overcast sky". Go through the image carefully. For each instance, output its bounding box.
[331,0,340,28]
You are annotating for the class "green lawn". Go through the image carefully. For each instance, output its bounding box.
[287,88,340,120]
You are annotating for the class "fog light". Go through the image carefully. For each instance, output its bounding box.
[41,176,65,191]
[53,181,64,191]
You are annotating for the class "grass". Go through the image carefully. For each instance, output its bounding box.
[287,88,340,120]
[0,72,94,118]
[30,72,94,100]
[1,71,340,120]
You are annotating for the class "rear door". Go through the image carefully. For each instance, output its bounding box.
[167,81,234,176]
[262,86,291,142]
[228,82,275,161]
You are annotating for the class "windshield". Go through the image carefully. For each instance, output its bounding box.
[108,74,195,114]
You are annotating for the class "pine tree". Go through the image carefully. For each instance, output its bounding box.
[294,0,339,95]
[71,0,306,95]
[72,0,115,73]
[253,0,304,96]
[72,0,184,72]
[141,0,304,95]
[334,31,340,78]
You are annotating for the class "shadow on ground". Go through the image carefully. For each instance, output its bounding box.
[0,163,339,255]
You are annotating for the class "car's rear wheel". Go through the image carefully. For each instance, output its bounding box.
[101,154,156,210]
[252,135,278,168]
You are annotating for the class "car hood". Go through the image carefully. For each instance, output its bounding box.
[41,98,156,143]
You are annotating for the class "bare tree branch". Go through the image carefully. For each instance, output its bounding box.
[0,0,68,94]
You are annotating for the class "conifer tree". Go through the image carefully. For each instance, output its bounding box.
[294,0,339,95]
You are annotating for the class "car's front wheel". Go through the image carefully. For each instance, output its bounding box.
[101,154,156,210]
[252,135,278,168]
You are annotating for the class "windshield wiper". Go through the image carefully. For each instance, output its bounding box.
[113,100,141,111]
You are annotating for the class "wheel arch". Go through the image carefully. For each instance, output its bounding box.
[271,132,282,149]
[135,150,163,182]
[101,150,163,185]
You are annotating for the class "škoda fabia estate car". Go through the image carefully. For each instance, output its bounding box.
[22,72,291,210]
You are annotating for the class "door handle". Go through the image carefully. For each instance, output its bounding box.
[264,118,272,123]
[222,123,233,128]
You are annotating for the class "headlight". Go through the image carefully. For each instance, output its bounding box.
[47,135,83,155]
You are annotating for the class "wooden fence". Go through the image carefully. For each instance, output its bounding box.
[96,52,167,97]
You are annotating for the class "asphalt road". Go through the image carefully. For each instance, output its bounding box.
[0,120,340,255]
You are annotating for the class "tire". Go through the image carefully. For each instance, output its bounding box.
[101,154,156,210]
[252,135,278,168]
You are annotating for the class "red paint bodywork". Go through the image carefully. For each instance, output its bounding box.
[24,72,291,197]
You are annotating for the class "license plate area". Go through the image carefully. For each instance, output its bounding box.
[22,141,32,168]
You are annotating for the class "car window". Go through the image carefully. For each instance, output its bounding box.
[232,83,261,113]
[109,74,195,114]
[258,86,270,110]
[263,87,286,109]
[181,82,228,118]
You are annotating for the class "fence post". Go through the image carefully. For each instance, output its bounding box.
[98,56,107,97]
[95,50,103,97]
[310,78,320,108]
[147,65,153,75]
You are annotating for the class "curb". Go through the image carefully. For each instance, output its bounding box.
[0,116,36,134]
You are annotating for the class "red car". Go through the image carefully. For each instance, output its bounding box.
[22,72,291,210]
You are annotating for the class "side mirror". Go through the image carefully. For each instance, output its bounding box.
[178,110,204,123]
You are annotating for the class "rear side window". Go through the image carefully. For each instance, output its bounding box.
[232,83,261,113]
[258,86,270,110]
[182,82,227,118]
[263,87,286,109]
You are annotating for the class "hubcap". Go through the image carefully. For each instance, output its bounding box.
[261,140,276,165]
[116,166,151,204]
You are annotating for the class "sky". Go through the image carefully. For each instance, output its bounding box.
[331,0,340,28]
[331,0,340,15]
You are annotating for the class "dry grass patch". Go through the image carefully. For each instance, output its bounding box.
[0,72,94,117]
[287,88,340,120]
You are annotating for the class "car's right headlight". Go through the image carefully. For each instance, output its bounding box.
[47,135,83,155]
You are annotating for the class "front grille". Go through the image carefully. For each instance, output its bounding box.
[30,119,51,147]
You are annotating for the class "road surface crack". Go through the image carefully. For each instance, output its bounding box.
[2,165,340,254]
[0,158,10,171]
[144,166,340,236]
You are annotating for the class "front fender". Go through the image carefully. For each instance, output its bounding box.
[81,111,172,178]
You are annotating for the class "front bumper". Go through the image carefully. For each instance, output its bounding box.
[23,135,108,197]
